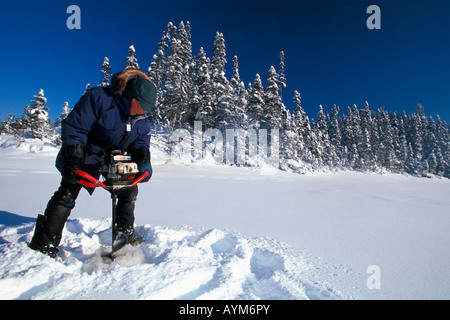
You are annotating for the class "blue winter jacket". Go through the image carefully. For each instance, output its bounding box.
[55,87,151,183]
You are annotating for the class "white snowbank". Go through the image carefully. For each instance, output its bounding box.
[0,134,58,153]
[0,217,347,300]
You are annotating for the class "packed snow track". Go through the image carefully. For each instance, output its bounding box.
[0,216,349,300]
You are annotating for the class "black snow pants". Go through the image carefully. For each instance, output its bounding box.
[29,178,138,256]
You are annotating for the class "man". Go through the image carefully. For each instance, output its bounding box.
[29,69,156,258]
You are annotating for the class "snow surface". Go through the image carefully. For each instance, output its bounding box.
[0,134,449,300]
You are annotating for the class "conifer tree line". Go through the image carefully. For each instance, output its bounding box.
[0,89,70,146]
[1,21,450,178]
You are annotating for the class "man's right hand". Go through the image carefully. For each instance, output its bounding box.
[61,144,85,184]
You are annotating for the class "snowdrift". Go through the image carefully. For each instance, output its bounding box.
[0,215,347,300]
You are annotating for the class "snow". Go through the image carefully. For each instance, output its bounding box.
[0,134,449,300]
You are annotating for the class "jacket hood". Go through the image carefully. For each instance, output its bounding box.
[111,69,152,95]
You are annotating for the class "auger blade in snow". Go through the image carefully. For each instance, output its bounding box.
[101,231,128,261]
[101,251,116,261]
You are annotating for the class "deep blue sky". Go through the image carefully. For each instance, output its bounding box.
[1,0,450,123]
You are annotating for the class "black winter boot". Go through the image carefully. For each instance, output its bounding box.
[29,179,81,258]
[29,214,59,258]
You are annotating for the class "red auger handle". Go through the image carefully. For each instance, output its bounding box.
[131,171,149,186]
[73,170,107,189]
[73,170,149,188]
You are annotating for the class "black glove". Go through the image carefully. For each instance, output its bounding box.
[131,148,152,183]
[61,144,85,184]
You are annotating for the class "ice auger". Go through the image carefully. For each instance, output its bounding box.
[74,151,149,260]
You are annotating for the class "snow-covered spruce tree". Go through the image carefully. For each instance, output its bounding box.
[210,32,233,129]
[193,47,213,128]
[422,116,438,175]
[277,51,287,100]
[368,106,381,168]
[307,118,323,168]
[299,115,317,166]
[221,55,247,165]
[375,107,396,170]
[350,105,364,168]
[160,23,181,131]
[62,101,71,120]
[162,22,193,133]
[125,45,139,70]
[187,80,201,127]
[344,111,354,168]
[341,107,357,167]
[422,114,450,177]
[358,102,375,170]
[53,102,71,147]
[54,102,70,128]
[327,104,342,167]
[230,56,241,92]
[148,22,175,125]
[278,107,300,169]
[290,91,306,156]
[230,56,248,129]
[13,114,28,141]
[0,112,15,135]
[409,108,426,175]
[435,115,450,177]
[263,65,291,167]
[100,57,112,87]
[390,112,404,172]
[0,112,26,141]
[291,91,320,168]
[84,83,91,94]
[395,114,410,171]
[264,66,288,129]
[149,22,173,87]
[286,93,307,166]
[178,22,196,127]
[316,105,337,167]
[180,63,196,127]
[26,89,53,140]
[178,21,192,71]
[247,74,265,129]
